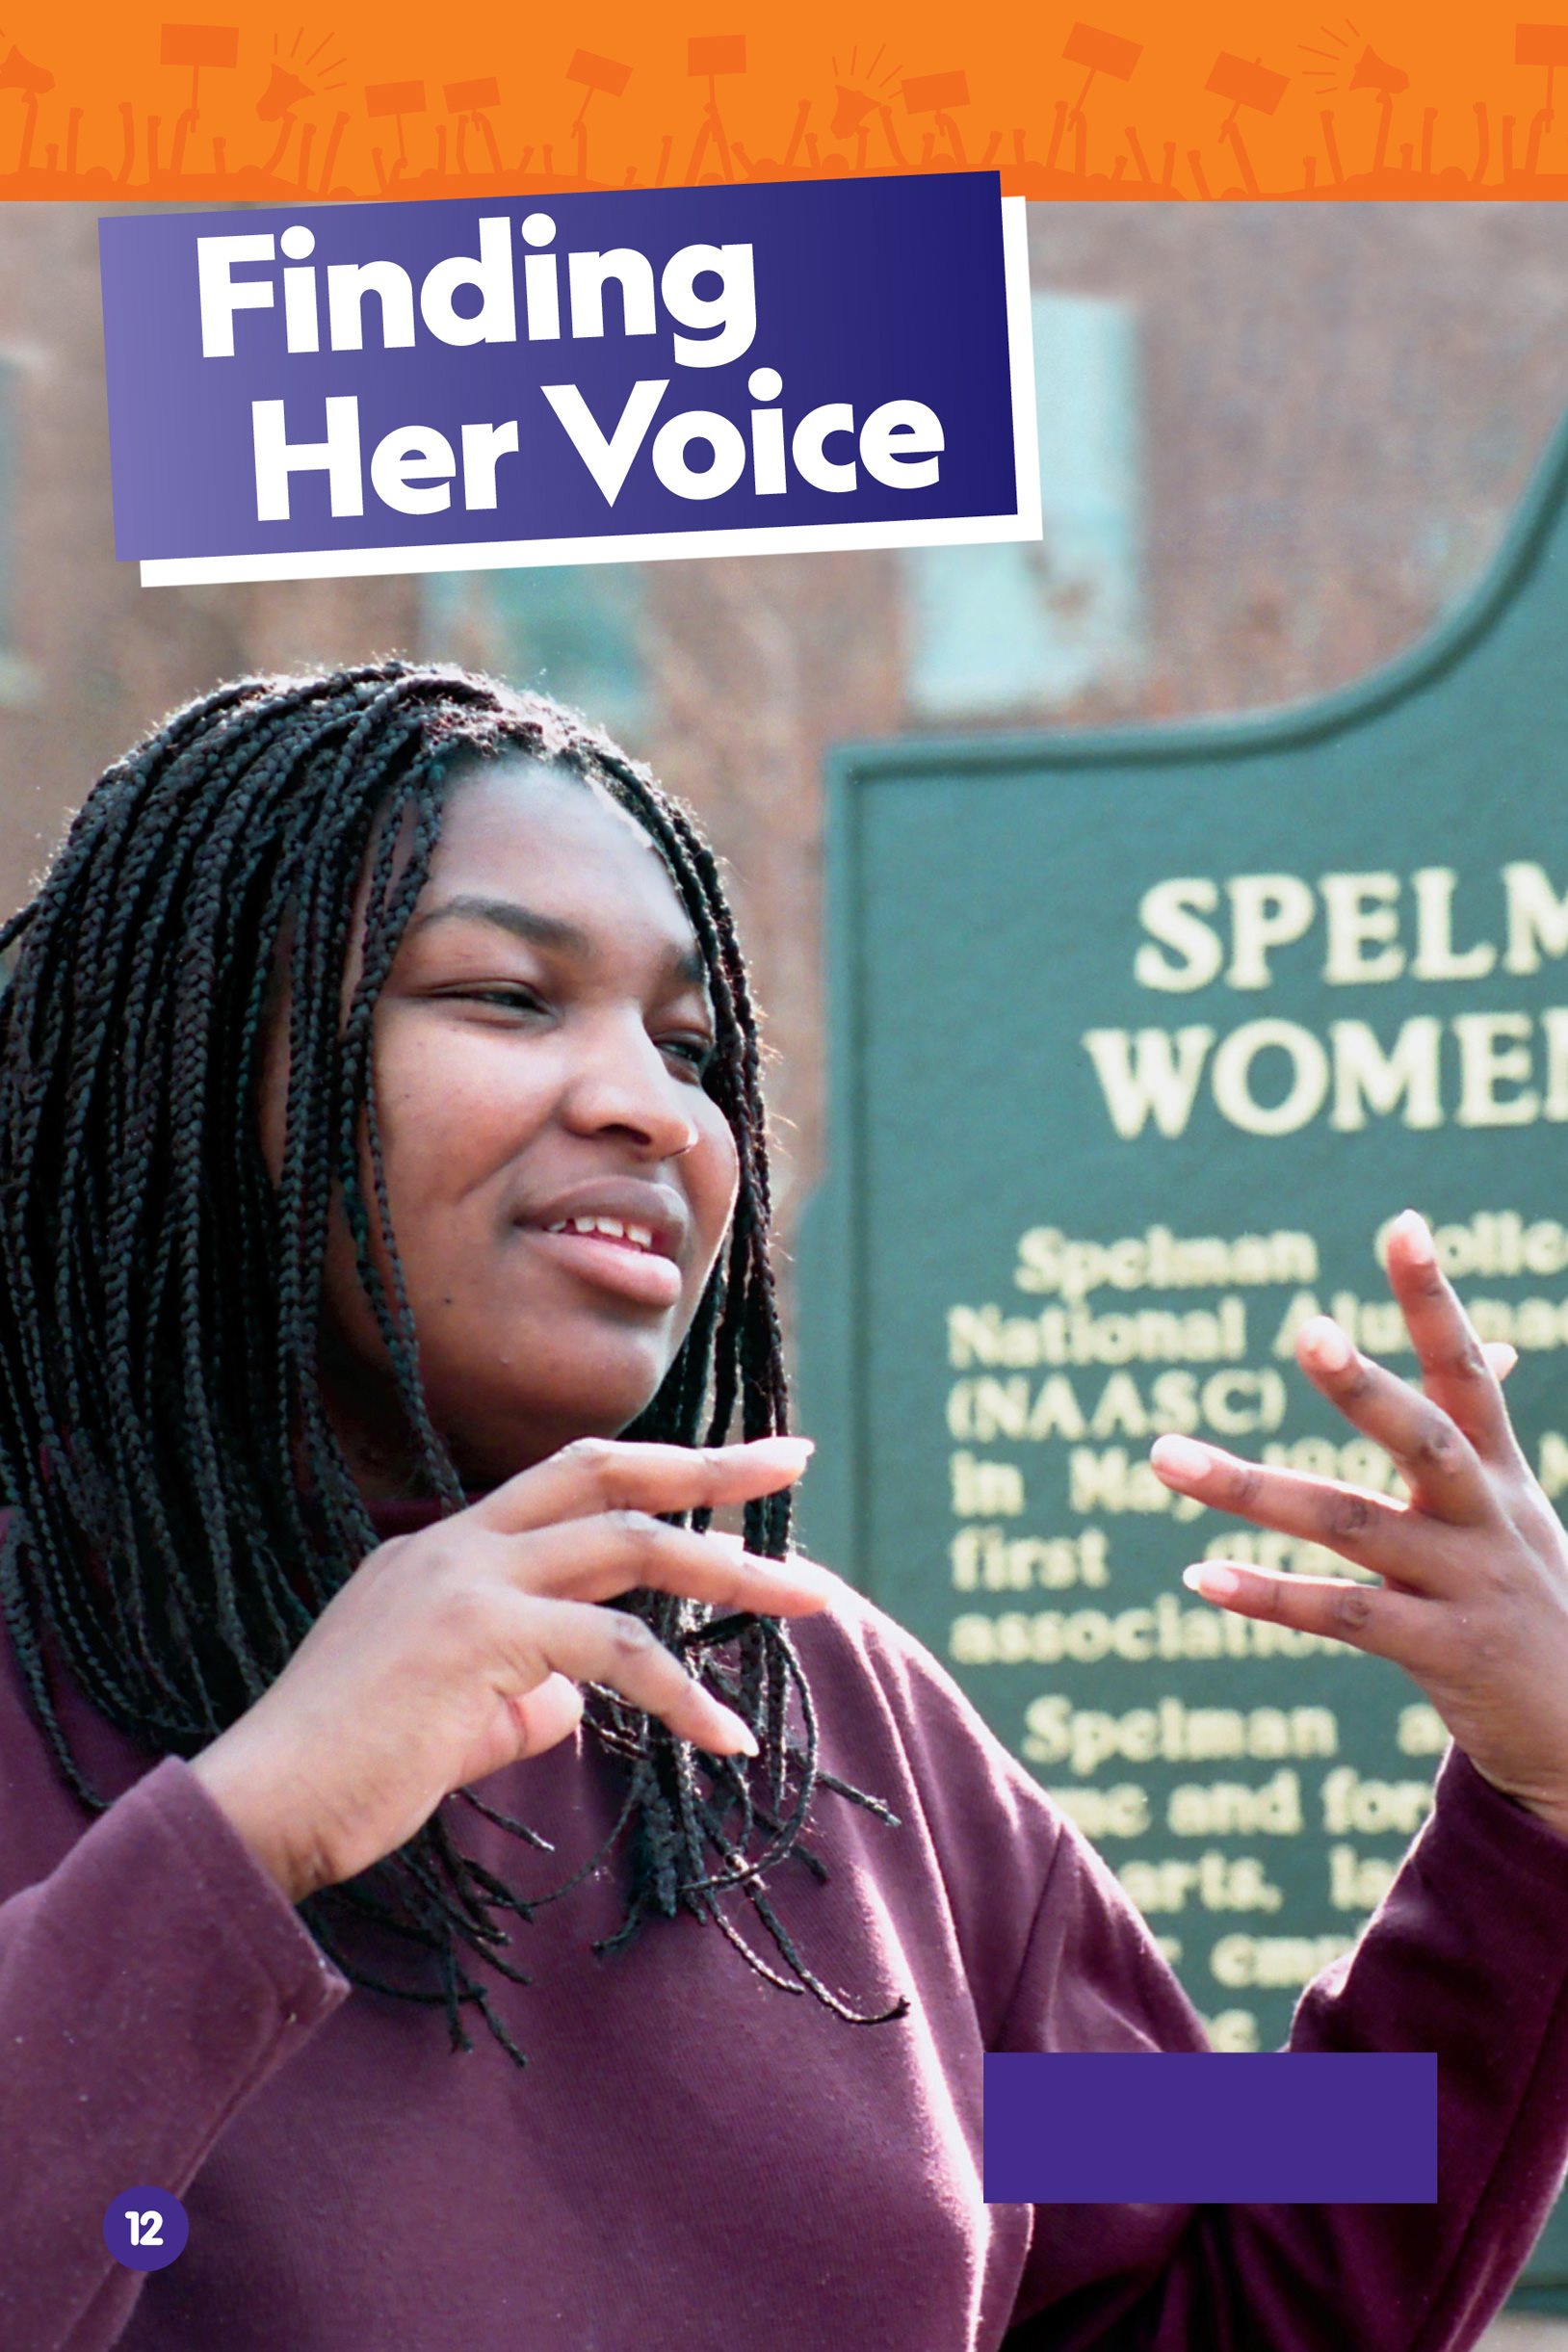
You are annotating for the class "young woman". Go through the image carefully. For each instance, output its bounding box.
[3,660,1568,2351]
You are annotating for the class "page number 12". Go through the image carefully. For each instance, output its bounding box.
[103,2182,187,2270]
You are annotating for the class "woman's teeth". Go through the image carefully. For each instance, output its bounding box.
[544,1215,655,1252]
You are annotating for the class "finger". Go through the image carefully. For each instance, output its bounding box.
[1181,1558,1444,1670]
[1385,1210,1520,1460]
[1149,1433,1447,1588]
[506,1670,586,1758]
[1294,1317,1491,1525]
[499,1513,841,1615]
[506,1592,758,1755]
[470,1434,814,1538]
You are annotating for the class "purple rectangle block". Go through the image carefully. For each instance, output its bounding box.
[983,2054,1437,2204]
[98,173,1032,584]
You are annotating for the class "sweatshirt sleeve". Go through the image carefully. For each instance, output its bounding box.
[1004,1742,1568,2351]
[0,1754,350,2352]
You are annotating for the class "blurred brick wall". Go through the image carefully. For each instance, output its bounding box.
[4,202,1568,1311]
[0,206,419,911]
[1038,204,1568,721]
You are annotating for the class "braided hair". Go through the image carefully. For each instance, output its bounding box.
[0,660,902,2065]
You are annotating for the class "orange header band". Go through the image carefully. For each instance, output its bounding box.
[10,2,1566,202]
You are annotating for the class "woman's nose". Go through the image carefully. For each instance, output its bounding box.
[558,1020,701,1159]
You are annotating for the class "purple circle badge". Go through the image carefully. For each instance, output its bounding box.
[102,2186,189,2271]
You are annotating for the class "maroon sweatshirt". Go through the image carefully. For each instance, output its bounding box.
[3,1505,1568,2351]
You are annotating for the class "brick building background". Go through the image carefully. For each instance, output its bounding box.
[4,202,1568,1278]
[4,198,1568,2340]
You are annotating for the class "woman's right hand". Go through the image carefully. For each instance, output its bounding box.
[188,1435,831,1904]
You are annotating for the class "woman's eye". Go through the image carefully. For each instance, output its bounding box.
[662,1034,717,1077]
[449,985,548,1015]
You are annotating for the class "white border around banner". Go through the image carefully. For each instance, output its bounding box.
[140,196,1043,588]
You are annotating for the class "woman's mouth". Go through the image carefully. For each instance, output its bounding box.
[544,1214,656,1252]
[527,1214,684,1308]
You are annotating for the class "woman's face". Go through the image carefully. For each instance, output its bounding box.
[260,757,741,1494]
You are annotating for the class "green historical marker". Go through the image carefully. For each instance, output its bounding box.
[797,411,1568,2292]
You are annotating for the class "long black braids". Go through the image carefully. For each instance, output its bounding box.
[0,660,903,2064]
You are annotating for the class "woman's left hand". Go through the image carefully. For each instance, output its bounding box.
[1149,1208,1568,1842]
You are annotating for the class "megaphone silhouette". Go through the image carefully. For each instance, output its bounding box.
[0,45,53,97]
[1348,44,1408,97]
[830,84,877,139]
[257,62,312,120]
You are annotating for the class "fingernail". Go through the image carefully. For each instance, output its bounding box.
[717,1712,759,1756]
[1184,1562,1241,1601]
[745,1435,814,1460]
[1393,1208,1436,1267]
[1301,1317,1353,1372]
[1151,1434,1214,1483]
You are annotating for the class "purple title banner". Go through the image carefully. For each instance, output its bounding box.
[98,172,1039,588]
[984,2053,1438,2204]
